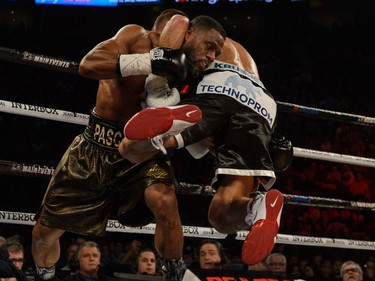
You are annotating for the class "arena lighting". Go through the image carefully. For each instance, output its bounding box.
[34,0,162,6]
[172,0,308,5]
[34,0,116,6]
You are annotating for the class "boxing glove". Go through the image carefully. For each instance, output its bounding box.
[269,134,293,172]
[145,74,180,107]
[117,48,187,83]
[150,47,187,83]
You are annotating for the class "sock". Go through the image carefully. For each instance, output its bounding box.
[245,199,254,226]
[244,194,263,226]
[36,265,56,280]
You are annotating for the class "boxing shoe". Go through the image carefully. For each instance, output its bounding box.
[124,104,202,141]
[34,266,60,281]
[242,189,284,265]
[161,258,186,281]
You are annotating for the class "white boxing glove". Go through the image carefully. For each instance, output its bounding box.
[145,74,180,107]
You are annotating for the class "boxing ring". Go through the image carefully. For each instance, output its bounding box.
[1,46,375,255]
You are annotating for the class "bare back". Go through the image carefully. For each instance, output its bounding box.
[216,37,259,78]
[79,24,161,123]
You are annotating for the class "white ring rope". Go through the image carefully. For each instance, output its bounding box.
[1,99,374,168]
[1,159,375,211]
[2,46,375,127]
[0,99,88,125]
[1,210,374,251]
[293,147,375,168]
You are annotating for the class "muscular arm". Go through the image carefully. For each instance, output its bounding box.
[158,15,189,49]
[78,24,148,80]
[79,16,189,81]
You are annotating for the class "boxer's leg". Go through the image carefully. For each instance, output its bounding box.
[32,220,64,281]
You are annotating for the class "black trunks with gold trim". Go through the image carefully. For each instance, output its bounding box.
[83,110,124,151]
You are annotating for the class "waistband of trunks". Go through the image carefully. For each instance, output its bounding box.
[83,109,124,151]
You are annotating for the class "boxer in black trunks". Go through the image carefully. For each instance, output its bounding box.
[31,10,226,281]
[120,36,292,265]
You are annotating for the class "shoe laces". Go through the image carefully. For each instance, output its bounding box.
[162,258,186,281]
[151,135,167,154]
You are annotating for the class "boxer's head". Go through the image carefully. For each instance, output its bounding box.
[182,15,226,79]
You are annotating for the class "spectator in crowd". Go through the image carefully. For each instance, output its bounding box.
[265,253,287,273]
[319,258,334,281]
[3,241,25,271]
[341,260,363,281]
[198,239,228,270]
[332,257,343,281]
[132,247,158,276]
[120,239,143,265]
[0,247,27,281]
[288,263,303,280]
[57,243,79,278]
[74,237,86,247]
[110,241,126,265]
[0,260,17,281]
[364,257,375,281]
[349,172,370,201]
[303,262,320,281]
[62,241,106,281]
[0,236,6,247]
[99,243,111,269]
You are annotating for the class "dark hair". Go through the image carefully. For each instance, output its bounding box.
[190,15,227,40]
[198,239,228,266]
[153,9,188,32]
[3,241,24,254]
[0,247,27,281]
[131,247,157,274]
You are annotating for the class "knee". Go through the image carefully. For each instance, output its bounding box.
[160,193,178,216]
[208,199,230,233]
[148,188,178,219]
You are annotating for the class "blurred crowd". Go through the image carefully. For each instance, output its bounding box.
[1,234,375,280]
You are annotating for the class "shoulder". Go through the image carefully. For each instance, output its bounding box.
[216,38,239,65]
[109,24,152,52]
[226,37,259,78]
[225,38,248,59]
[115,24,149,39]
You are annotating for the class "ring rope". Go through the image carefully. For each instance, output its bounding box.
[1,159,374,211]
[0,46,79,74]
[0,99,89,125]
[2,46,375,127]
[0,210,374,251]
[292,147,375,168]
[277,101,375,127]
[1,99,374,168]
